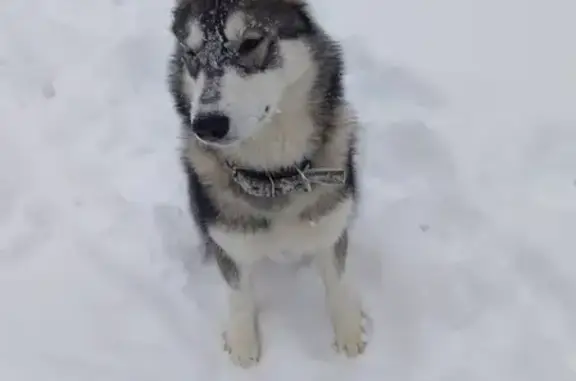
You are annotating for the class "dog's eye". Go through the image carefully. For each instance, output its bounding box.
[180,47,199,75]
[179,42,196,58]
[238,37,264,55]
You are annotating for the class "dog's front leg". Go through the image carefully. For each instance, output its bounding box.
[313,230,368,357]
[210,239,261,368]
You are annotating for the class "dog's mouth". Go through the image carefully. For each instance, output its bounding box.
[193,134,239,148]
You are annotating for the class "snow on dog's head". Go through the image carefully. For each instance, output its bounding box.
[171,0,317,146]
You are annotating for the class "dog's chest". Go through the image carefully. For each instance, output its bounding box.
[209,198,352,265]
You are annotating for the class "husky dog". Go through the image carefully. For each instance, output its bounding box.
[168,0,367,367]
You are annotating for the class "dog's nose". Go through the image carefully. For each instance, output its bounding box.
[192,114,230,141]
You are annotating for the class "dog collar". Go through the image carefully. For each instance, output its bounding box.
[226,159,347,198]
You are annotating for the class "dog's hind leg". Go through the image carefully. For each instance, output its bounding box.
[313,229,368,357]
[209,239,261,368]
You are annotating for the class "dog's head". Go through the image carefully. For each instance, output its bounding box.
[171,0,317,146]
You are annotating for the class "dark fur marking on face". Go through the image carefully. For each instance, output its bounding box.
[170,0,318,83]
[181,48,201,78]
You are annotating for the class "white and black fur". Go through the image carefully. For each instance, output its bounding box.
[168,0,368,367]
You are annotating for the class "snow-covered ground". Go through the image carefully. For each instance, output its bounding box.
[1,0,576,379]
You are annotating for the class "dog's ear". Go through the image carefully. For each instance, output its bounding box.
[171,0,192,40]
[276,0,315,37]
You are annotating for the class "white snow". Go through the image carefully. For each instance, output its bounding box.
[1,0,576,379]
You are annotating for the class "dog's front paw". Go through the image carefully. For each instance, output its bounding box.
[222,321,261,368]
[332,309,369,358]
